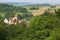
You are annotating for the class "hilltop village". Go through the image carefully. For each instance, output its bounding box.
[4,14,28,25]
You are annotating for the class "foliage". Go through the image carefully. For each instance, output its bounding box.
[28,15,60,40]
[0,14,60,40]
[55,9,60,19]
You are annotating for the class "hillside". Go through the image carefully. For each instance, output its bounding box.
[0,3,28,13]
[0,3,33,19]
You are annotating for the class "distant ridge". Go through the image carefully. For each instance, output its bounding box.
[3,2,52,6]
[24,3,52,6]
[0,2,60,6]
[4,2,33,6]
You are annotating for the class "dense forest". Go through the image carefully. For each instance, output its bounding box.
[0,3,60,40]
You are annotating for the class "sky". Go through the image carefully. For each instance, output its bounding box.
[0,0,60,4]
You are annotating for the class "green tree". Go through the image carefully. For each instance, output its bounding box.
[27,15,60,40]
[55,9,60,19]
